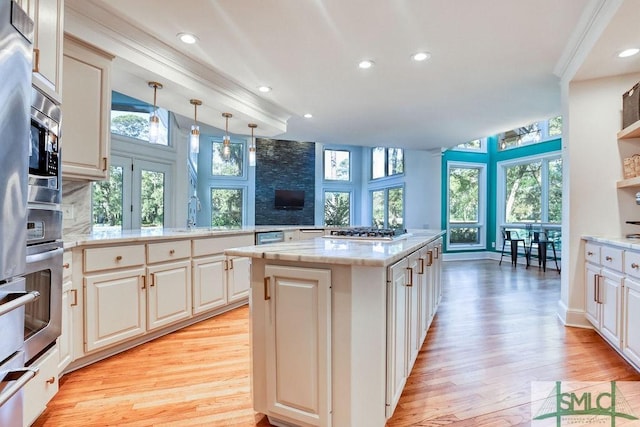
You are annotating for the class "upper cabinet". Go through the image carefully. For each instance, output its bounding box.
[20,0,65,103]
[61,34,113,181]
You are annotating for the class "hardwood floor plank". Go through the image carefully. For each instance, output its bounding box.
[34,260,640,426]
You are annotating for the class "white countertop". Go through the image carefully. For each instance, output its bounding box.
[582,235,640,250]
[225,229,445,267]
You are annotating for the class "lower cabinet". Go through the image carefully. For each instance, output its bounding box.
[146,260,192,330]
[23,346,59,427]
[58,251,74,374]
[192,255,227,314]
[623,277,640,367]
[386,257,409,418]
[227,256,251,303]
[263,264,332,427]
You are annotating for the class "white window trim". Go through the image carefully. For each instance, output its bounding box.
[446,161,486,250]
[495,151,561,246]
[370,184,405,229]
[323,148,352,183]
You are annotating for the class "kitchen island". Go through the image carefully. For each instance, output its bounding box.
[225,229,444,427]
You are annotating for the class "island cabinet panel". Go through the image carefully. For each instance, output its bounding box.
[84,267,146,352]
[386,258,409,419]
[192,255,226,314]
[146,260,192,330]
[227,256,251,303]
[623,277,640,367]
[406,252,421,373]
[264,265,332,427]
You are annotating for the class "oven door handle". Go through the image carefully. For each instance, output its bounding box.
[0,367,39,407]
[26,246,63,264]
[0,291,41,317]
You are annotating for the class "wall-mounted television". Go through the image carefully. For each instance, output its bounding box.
[275,189,305,210]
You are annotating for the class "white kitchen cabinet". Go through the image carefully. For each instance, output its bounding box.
[25,0,64,102]
[146,260,192,330]
[263,264,332,427]
[227,256,251,303]
[192,255,226,314]
[585,261,601,327]
[418,246,433,342]
[600,268,623,346]
[296,229,325,240]
[386,257,409,418]
[84,266,147,352]
[622,277,640,367]
[23,346,59,427]
[57,250,74,374]
[61,34,113,180]
[406,251,420,372]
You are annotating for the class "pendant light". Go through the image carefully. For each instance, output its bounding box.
[248,123,257,166]
[222,112,232,159]
[189,99,202,154]
[148,81,163,143]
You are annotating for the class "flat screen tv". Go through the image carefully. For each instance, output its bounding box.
[275,189,305,210]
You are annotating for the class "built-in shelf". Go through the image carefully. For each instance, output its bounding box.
[617,176,640,188]
[618,120,640,139]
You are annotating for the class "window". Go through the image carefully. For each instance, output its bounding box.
[498,116,563,151]
[452,139,486,152]
[371,186,404,229]
[372,147,404,179]
[110,91,169,146]
[324,191,351,226]
[211,188,243,227]
[92,155,171,231]
[499,154,562,224]
[447,163,486,248]
[324,149,350,181]
[211,139,244,177]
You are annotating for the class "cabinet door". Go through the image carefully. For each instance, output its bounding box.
[386,258,408,419]
[147,260,192,331]
[84,267,146,352]
[407,253,420,371]
[32,0,63,101]
[418,249,432,342]
[623,278,640,367]
[57,279,73,373]
[600,268,623,346]
[227,257,251,303]
[192,255,226,314]
[585,262,601,327]
[264,265,331,427]
[61,35,113,180]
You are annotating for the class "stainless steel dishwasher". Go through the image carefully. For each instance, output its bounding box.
[255,230,285,245]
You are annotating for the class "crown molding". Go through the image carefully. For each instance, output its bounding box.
[64,0,291,136]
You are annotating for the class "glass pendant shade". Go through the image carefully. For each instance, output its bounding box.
[222,113,232,160]
[248,123,257,167]
[190,125,200,154]
[149,114,160,143]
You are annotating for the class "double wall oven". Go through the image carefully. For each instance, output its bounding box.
[0,1,63,423]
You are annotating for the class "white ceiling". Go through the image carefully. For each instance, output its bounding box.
[64,0,640,151]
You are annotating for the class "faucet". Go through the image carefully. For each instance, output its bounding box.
[187,192,201,229]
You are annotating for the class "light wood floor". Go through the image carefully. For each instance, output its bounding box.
[33,260,640,426]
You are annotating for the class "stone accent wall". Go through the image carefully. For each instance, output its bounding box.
[255,138,315,225]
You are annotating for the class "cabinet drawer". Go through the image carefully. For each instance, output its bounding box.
[585,243,601,264]
[23,346,59,426]
[63,250,73,281]
[84,244,145,273]
[147,240,191,264]
[192,234,254,257]
[601,246,623,272]
[625,251,640,279]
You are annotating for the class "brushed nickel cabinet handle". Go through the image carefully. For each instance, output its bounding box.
[264,277,271,301]
[70,289,78,307]
[32,48,39,73]
[406,267,413,287]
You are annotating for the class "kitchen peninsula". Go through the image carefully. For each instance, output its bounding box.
[225,229,444,427]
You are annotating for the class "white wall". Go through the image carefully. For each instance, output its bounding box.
[561,72,640,325]
[404,149,441,230]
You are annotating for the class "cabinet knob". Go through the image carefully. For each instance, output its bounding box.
[633,263,639,269]
[46,377,55,385]
[169,249,175,255]
[587,251,594,256]
[115,255,123,261]
[606,256,613,261]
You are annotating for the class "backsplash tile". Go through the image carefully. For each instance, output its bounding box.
[62,180,92,235]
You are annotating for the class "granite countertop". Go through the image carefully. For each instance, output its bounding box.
[582,235,640,250]
[225,229,445,267]
[62,225,315,249]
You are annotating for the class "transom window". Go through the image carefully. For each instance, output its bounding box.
[372,147,404,180]
[499,116,563,151]
[110,91,169,146]
[211,139,245,177]
[324,149,350,181]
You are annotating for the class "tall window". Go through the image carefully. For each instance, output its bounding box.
[447,163,486,248]
[211,188,243,227]
[211,140,244,177]
[371,186,404,229]
[499,154,562,224]
[324,191,350,226]
[372,147,404,179]
[324,149,350,181]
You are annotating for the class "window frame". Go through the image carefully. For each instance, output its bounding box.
[210,137,248,180]
[370,184,405,230]
[450,138,488,153]
[209,185,248,228]
[498,116,563,151]
[446,161,487,250]
[323,148,352,182]
[370,147,404,181]
[323,190,352,227]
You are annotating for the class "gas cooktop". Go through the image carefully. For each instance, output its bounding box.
[325,227,409,241]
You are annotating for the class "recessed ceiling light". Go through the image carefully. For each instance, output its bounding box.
[258,86,272,93]
[358,60,374,69]
[303,113,313,118]
[177,32,198,44]
[619,48,640,58]
[412,52,431,62]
